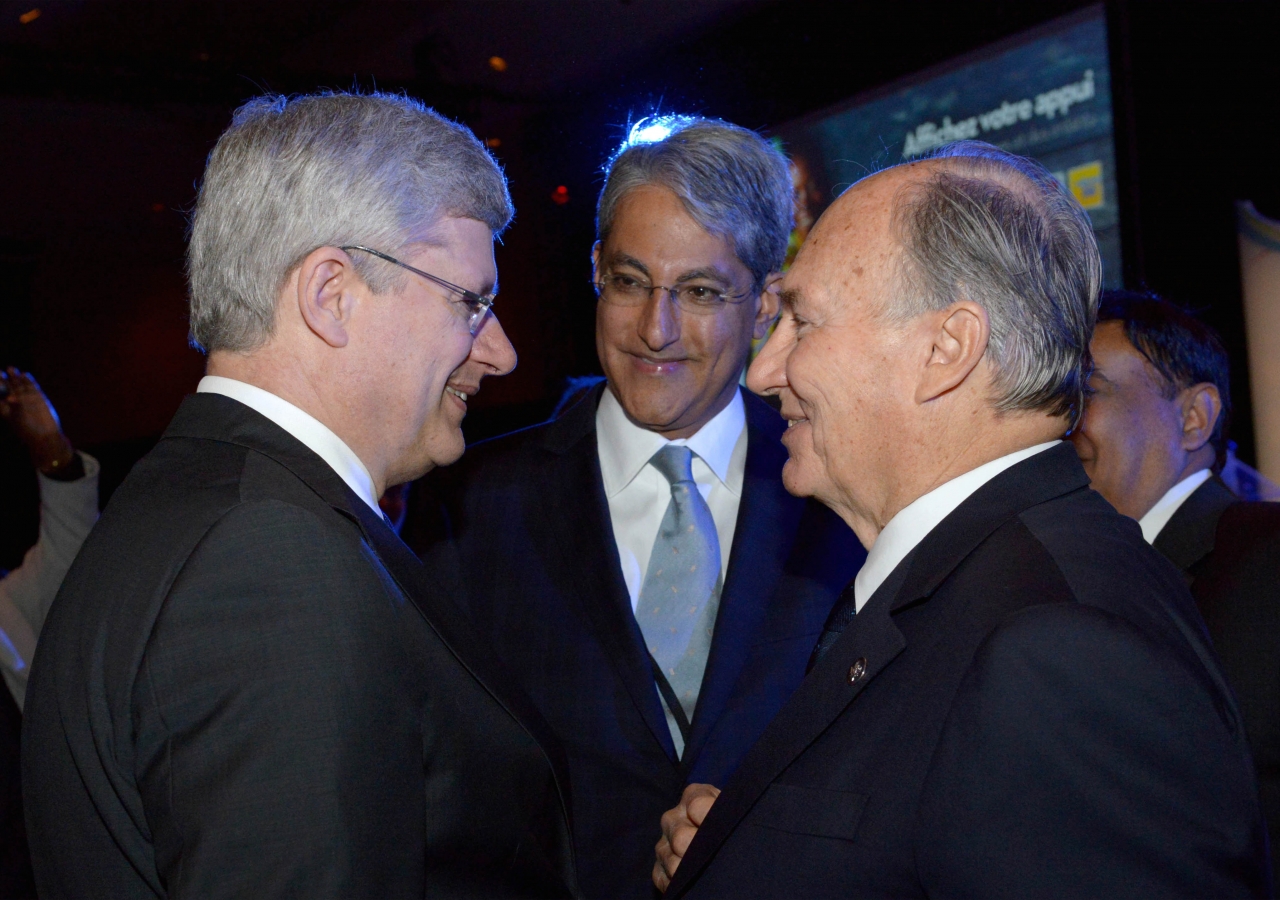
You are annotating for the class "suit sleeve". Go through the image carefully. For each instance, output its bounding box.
[915,603,1267,900]
[132,499,426,899]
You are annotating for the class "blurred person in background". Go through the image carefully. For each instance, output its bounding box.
[0,367,99,899]
[1072,288,1280,875]
[414,116,864,898]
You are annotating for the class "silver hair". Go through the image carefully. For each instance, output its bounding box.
[187,91,513,354]
[891,140,1102,425]
[596,116,793,288]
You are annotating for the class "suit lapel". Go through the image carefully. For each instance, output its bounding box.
[668,443,1093,896]
[541,386,680,762]
[682,393,804,767]
[1153,476,1237,572]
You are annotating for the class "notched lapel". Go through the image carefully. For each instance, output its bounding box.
[683,401,806,766]
[669,579,909,898]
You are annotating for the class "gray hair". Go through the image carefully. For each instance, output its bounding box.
[596,116,793,289]
[891,140,1101,425]
[188,91,513,354]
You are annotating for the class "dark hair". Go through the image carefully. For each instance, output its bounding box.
[1097,289,1232,452]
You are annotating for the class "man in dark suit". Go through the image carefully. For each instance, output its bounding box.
[654,141,1270,898]
[1072,289,1280,875]
[413,116,863,898]
[22,92,577,899]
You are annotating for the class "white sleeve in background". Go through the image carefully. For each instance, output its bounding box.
[0,451,100,710]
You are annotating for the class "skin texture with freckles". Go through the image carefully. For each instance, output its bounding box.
[209,215,518,495]
[594,185,779,440]
[745,162,1066,548]
[1070,320,1220,520]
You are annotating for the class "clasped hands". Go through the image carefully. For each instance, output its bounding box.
[653,782,720,893]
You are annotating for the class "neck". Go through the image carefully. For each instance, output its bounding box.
[207,349,390,494]
[837,410,1065,548]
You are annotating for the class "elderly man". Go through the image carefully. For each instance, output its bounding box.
[652,142,1269,898]
[22,93,576,899]
[415,116,862,898]
[1073,289,1280,876]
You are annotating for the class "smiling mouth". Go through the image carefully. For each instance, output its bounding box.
[445,386,471,402]
[786,418,806,429]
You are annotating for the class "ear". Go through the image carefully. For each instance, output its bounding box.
[753,273,783,341]
[590,241,603,283]
[914,300,989,404]
[1178,382,1222,453]
[294,246,360,349]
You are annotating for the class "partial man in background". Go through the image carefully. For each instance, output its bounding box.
[23,92,577,899]
[0,367,99,899]
[654,142,1268,898]
[1072,288,1280,874]
[414,116,864,899]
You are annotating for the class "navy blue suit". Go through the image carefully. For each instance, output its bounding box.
[411,385,864,899]
[665,444,1270,899]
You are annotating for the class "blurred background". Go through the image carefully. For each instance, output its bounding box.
[1,0,1278,566]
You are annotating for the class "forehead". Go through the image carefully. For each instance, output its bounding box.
[1091,320,1165,387]
[784,166,918,309]
[602,185,742,269]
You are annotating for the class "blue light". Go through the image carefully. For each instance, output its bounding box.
[625,115,697,148]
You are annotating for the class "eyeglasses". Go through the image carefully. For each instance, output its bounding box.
[592,273,753,316]
[341,245,496,336]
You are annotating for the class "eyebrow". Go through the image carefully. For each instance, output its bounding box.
[779,287,803,313]
[603,254,736,287]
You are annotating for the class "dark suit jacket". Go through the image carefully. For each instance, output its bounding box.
[1156,475,1280,877]
[22,394,578,899]
[412,385,864,899]
[666,443,1270,899]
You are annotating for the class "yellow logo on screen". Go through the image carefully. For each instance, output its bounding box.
[1068,161,1104,209]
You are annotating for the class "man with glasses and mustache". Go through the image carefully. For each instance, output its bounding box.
[22,92,577,899]
[416,116,864,899]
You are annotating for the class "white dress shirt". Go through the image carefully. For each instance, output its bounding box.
[1138,468,1213,544]
[596,386,748,612]
[853,441,1062,613]
[198,376,381,514]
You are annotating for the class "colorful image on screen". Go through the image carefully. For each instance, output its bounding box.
[776,5,1121,287]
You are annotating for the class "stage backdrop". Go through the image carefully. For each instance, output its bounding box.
[1238,201,1280,483]
[774,5,1122,288]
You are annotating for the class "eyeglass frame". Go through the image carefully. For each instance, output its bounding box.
[590,273,756,315]
[340,245,496,336]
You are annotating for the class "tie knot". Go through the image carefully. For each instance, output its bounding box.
[650,444,696,487]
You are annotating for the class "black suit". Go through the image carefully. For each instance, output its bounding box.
[1155,475,1280,877]
[666,443,1269,899]
[22,394,578,899]
[412,385,863,899]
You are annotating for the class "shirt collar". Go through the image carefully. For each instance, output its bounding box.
[596,385,746,498]
[197,375,381,514]
[1138,468,1213,544]
[853,440,1062,613]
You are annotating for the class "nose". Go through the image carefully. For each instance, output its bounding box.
[636,287,681,352]
[470,312,517,377]
[746,316,792,396]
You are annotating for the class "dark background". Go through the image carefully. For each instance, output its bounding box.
[2,0,1277,567]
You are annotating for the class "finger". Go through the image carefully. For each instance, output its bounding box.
[660,803,691,841]
[653,836,681,892]
[683,784,720,827]
[652,857,671,893]
[670,821,699,858]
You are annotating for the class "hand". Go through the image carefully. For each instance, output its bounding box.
[0,368,75,474]
[653,782,720,893]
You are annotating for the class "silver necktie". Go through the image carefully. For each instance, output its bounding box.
[635,444,722,756]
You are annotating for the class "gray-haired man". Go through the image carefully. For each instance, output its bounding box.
[415,116,865,898]
[654,141,1269,898]
[23,92,577,899]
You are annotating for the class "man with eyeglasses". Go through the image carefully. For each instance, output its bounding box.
[415,116,864,899]
[22,93,578,899]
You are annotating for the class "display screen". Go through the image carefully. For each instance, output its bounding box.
[777,5,1121,286]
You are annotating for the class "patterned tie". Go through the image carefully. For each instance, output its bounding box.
[636,444,722,757]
